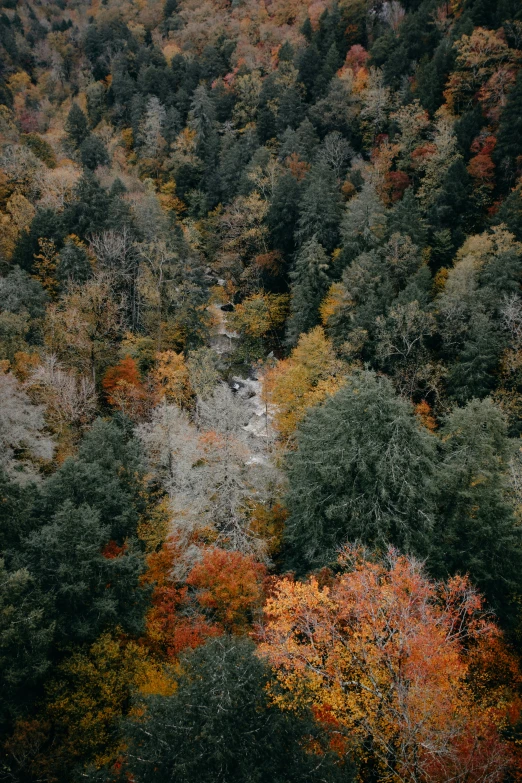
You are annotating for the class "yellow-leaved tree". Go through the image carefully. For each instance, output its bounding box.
[262,326,347,444]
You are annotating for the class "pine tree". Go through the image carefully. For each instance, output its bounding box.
[340,180,387,266]
[495,69,522,187]
[285,370,437,570]
[65,173,112,238]
[286,236,330,346]
[296,163,343,253]
[65,103,89,148]
[124,636,350,783]
[267,172,303,259]
[79,134,109,170]
[24,500,147,643]
[387,187,428,247]
[56,239,92,286]
[434,398,522,624]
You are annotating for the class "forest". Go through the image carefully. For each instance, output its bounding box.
[1,0,522,780]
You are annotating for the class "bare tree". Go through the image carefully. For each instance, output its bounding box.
[90,227,141,329]
[137,385,280,562]
[0,370,54,480]
[26,354,97,433]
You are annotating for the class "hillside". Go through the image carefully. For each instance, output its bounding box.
[2,0,522,781]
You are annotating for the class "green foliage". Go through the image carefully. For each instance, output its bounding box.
[124,636,353,783]
[285,370,437,570]
[65,104,89,148]
[21,134,57,168]
[24,500,146,644]
[297,164,343,254]
[57,239,92,286]
[433,399,522,624]
[80,134,110,170]
[286,236,330,346]
[42,417,146,542]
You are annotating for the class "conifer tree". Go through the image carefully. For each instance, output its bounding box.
[286,236,330,346]
[296,163,343,253]
[495,69,522,187]
[65,104,89,148]
[285,370,437,570]
[124,636,350,783]
[434,398,522,623]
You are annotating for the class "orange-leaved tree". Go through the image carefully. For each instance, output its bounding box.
[142,541,266,658]
[187,547,266,634]
[102,356,148,420]
[258,546,521,783]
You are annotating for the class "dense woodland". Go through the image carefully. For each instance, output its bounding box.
[2,0,522,780]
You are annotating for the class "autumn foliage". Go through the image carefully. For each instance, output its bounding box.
[259,547,521,783]
[102,356,147,418]
[142,540,266,657]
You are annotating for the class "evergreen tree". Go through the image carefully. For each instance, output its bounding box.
[285,370,438,570]
[446,308,503,402]
[434,398,522,624]
[12,208,67,272]
[0,266,48,318]
[56,239,92,286]
[124,636,351,783]
[494,185,522,241]
[387,188,427,247]
[276,87,305,133]
[286,236,330,346]
[65,173,112,238]
[65,103,89,148]
[296,163,343,253]
[41,417,146,543]
[23,500,147,644]
[495,69,522,187]
[79,134,110,170]
[267,172,302,259]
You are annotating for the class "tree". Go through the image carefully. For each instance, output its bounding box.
[79,134,109,170]
[43,274,122,382]
[226,292,289,363]
[124,636,351,783]
[284,370,438,570]
[444,27,515,116]
[0,369,54,479]
[65,103,89,148]
[23,499,147,644]
[56,236,92,286]
[375,300,438,399]
[186,347,221,399]
[139,96,167,159]
[267,171,303,259]
[41,416,146,543]
[297,164,343,254]
[42,632,171,779]
[102,356,148,420]
[434,398,522,624]
[138,389,277,556]
[0,557,53,729]
[495,68,522,186]
[286,236,331,346]
[65,172,112,239]
[186,548,266,634]
[26,354,97,436]
[0,265,48,319]
[152,350,192,407]
[259,546,519,783]
[340,181,387,266]
[262,326,347,444]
